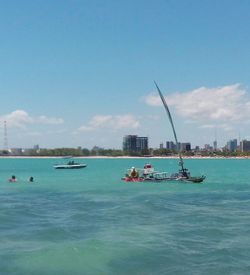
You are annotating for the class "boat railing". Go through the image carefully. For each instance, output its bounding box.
[143,171,169,180]
[153,172,169,180]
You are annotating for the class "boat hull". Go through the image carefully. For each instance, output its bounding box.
[122,175,205,183]
[182,176,206,183]
[121,177,144,182]
[54,164,87,169]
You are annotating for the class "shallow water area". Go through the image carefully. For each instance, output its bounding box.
[1,157,250,274]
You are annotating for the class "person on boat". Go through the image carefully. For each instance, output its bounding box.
[9,175,17,182]
[130,167,139,178]
[181,169,190,178]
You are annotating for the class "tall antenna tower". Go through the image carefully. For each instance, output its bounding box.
[4,120,8,151]
[213,127,218,151]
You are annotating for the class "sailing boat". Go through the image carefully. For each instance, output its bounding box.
[154,81,205,183]
[121,84,205,183]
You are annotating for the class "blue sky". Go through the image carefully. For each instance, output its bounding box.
[1,0,250,149]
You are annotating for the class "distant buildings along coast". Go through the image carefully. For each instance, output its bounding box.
[122,134,250,155]
[2,130,250,156]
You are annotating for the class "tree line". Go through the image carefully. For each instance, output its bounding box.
[2,147,250,157]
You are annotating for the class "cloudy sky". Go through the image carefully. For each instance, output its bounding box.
[1,1,250,149]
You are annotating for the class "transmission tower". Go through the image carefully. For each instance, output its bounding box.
[4,121,8,151]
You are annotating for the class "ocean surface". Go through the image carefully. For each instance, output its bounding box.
[0,157,250,275]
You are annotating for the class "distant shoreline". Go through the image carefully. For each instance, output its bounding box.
[0,156,250,159]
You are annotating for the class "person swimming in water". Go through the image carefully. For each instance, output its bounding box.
[9,175,17,182]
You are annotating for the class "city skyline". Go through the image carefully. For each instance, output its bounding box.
[3,133,248,152]
[1,1,250,149]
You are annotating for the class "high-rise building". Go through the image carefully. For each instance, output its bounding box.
[213,140,217,151]
[226,139,237,151]
[123,135,137,152]
[123,135,148,153]
[33,144,40,150]
[166,141,176,150]
[204,144,213,151]
[136,136,148,152]
[240,140,250,152]
[194,146,200,151]
[180,142,191,151]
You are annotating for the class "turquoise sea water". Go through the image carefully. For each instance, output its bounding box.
[0,157,250,275]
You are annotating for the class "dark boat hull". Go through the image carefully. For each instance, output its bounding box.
[179,176,206,183]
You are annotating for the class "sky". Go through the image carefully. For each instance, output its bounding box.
[1,0,250,149]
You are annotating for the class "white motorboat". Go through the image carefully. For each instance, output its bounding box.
[53,158,87,169]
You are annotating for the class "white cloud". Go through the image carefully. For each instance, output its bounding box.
[89,115,113,128]
[199,124,215,129]
[200,123,233,131]
[77,125,93,132]
[145,84,250,125]
[37,115,64,125]
[113,115,140,129]
[78,114,140,132]
[24,131,42,137]
[0,110,33,128]
[0,110,64,128]
[144,94,161,106]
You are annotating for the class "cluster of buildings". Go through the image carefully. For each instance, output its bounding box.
[161,141,191,151]
[201,139,250,152]
[225,139,250,152]
[122,135,250,154]
[122,135,191,154]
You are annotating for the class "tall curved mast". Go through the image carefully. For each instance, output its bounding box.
[154,81,185,172]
